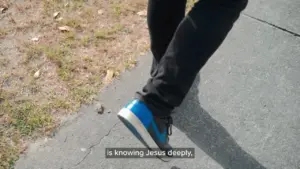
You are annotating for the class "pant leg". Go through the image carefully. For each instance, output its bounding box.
[136,0,248,117]
[147,0,187,77]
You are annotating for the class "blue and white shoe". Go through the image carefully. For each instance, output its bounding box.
[117,99,173,155]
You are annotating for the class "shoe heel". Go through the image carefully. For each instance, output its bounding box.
[118,108,171,162]
[125,100,153,127]
[117,108,152,147]
[117,108,144,141]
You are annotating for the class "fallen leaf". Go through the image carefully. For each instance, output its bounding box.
[104,70,114,84]
[33,70,40,78]
[56,17,63,21]
[58,26,72,32]
[53,12,60,19]
[31,37,39,42]
[97,9,104,15]
[0,7,8,13]
[137,10,147,16]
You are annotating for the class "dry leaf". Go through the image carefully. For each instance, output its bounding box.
[58,26,72,32]
[53,12,60,19]
[97,9,104,15]
[56,17,63,21]
[137,10,147,16]
[33,70,40,78]
[0,7,8,13]
[31,37,39,42]
[104,70,114,84]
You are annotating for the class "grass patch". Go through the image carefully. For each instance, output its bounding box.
[51,99,71,110]
[112,3,122,17]
[0,0,152,167]
[27,79,41,94]
[0,89,15,103]
[110,2,137,17]
[44,46,75,81]
[57,67,73,81]
[0,28,9,38]
[23,44,76,81]
[44,46,70,68]
[63,32,76,40]
[42,0,63,15]
[0,99,54,168]
[0,58,10,67]
[70,86,97,104]
[83,55,93,62]
[0,135,20,169]
[124,58,137,69]
[0,97,54,168]
[80,35,91,47]
[60,32,78,48]
[24,44,45,64]
[94,24,124,40]
[68,1,85,11]
[45,98,72,111]
[61,18,82,30]
[80,7,94,19]
[9,101,53,136]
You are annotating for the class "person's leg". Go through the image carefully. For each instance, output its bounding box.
[118,0,248,152]
[117,0,188,153]
[137,0,248,117]
[147,0,187,77]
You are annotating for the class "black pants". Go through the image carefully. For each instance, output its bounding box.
[136,0,248,117]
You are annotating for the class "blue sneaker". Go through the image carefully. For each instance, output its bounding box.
[117,99,173,155]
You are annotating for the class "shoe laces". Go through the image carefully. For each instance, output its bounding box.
[160,116,173,136]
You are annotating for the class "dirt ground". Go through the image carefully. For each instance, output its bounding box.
[0,0,195,168]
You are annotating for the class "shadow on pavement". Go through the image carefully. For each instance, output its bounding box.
[172,74,267,169]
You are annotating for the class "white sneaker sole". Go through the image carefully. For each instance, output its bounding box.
[117,108,171,162]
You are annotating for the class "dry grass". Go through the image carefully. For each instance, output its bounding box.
[0,28,8,38]
[0,0,196,168]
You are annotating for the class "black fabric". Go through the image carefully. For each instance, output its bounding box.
[136,0,248,117]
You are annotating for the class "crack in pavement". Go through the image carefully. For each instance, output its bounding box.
[64,135,68,142]
[70,121,121,168]
[242,13,300,38]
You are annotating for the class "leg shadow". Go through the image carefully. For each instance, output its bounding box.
[172,74,267,169]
